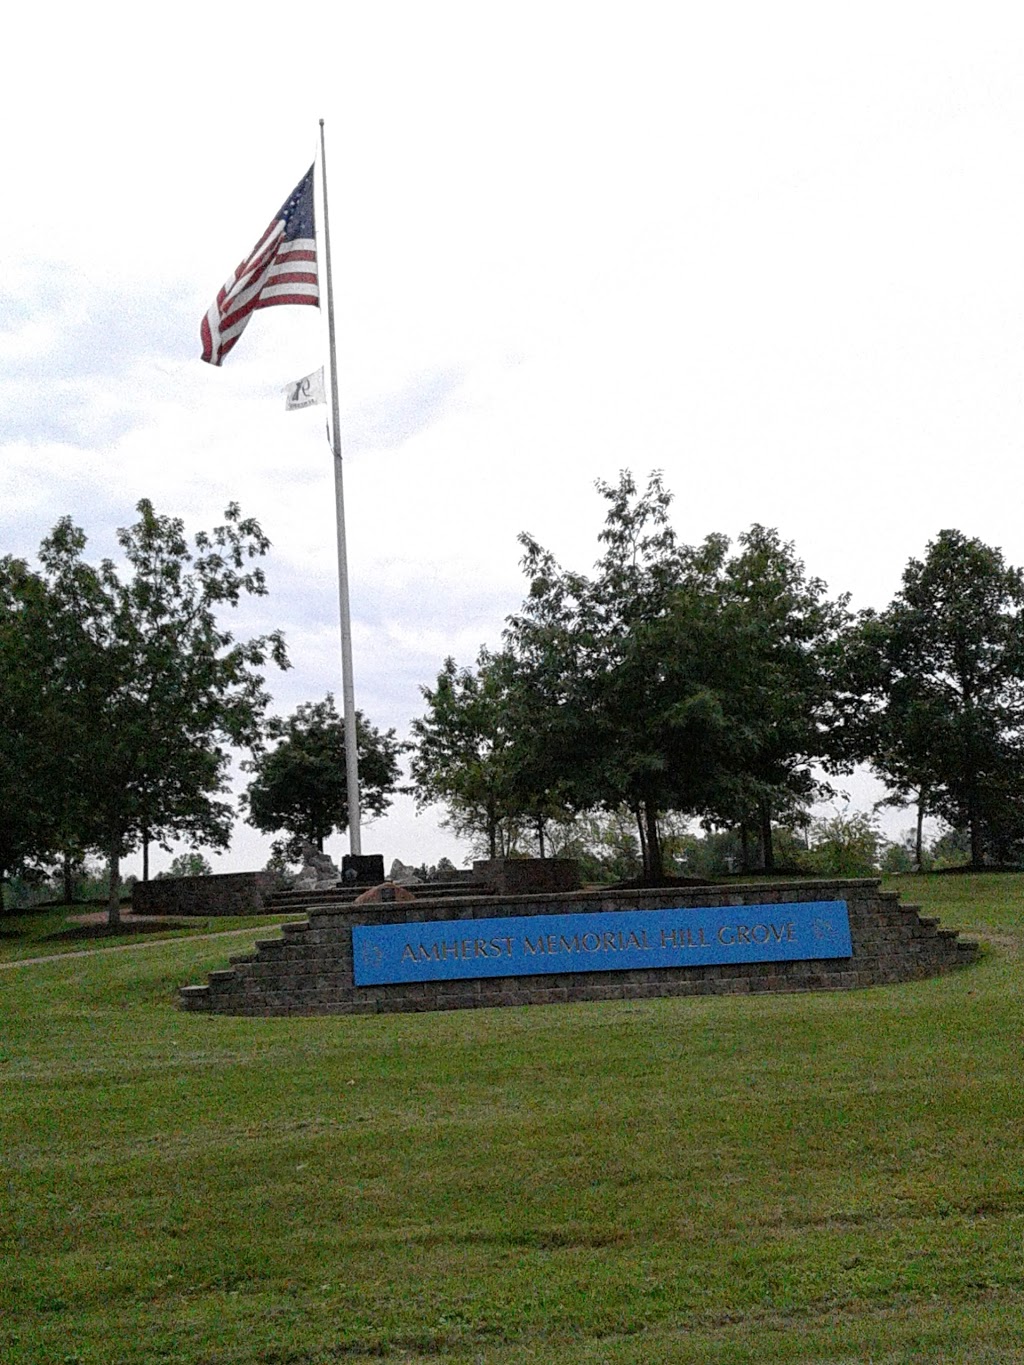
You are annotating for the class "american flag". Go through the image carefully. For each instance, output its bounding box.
[201,166,319,366]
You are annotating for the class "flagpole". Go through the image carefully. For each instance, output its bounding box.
[319,118,362,856]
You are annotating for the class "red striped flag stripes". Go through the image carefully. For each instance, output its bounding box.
[201,166,319,366]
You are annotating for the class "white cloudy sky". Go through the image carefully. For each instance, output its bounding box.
[3,3,1023,873]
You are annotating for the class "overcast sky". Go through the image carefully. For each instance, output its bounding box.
[4,4,1023,873]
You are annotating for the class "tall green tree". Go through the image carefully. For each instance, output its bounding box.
[0,559,62,908]
[35,500,289,924]
[506,472,734,881]
[413,474,854,883]
[410,650,526,859]
[852,530,1024,867]
[243,695,405,862]
[702,525,852,871]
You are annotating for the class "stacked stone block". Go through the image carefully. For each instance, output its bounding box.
[134,871,282,917]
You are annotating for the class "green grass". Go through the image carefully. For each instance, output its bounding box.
[0,908,299,963]
[1,875,1022,1363]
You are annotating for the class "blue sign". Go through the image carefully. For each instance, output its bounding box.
[352,901,851,986]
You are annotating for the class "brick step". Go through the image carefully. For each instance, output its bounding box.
[263,881,496,914]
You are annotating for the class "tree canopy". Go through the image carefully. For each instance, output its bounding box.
[413,475,1024,879]
[243,695,405,863]
[850,529,1024,867]
[414,472,856,881]
[1,501,289,920]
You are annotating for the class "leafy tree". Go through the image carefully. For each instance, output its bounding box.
[410,652,500,856]
[542,808,645,883]
[0,556,100,910]
[0,558,53,908]
[158,852,214,878]
[506,472,734,881]
[410,649,547,859]
[413,474,852,884]
[506,475,852,880]
[243,695,405,862]
[798,809,881,878]
[929,825,971,870]
[703,526,852,871]
[852,531,1024,867]
[879,837,920,875]
[35,500,289,925]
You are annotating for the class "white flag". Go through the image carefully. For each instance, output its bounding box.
[283,367,326,410]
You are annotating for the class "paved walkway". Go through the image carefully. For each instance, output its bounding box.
[0,924,279,971]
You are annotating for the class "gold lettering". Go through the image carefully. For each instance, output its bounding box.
[582,932,601,952]
[718,925,735,945]
[523,935,543,954]
[602,931,617,951]
[559,934,581,953]
[474,939,490,957]
[401,944,416,962]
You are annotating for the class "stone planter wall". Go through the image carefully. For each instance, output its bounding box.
[473,857,581,895]
[179,879,978,1016]
[133,871,282,918]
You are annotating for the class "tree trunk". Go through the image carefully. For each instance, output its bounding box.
[62,852,75,905]
[739,822,752,873]
[635,805,648,874]
[536,818,546,859]
[107,843,121,929]
[915,792,926,871]
[142,829,150,882]
[760,799,775,873]
[642,801,664,884]
[969,793,985,868]
[487,802,498,860]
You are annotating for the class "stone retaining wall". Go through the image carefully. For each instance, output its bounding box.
[473,857,581,894]
[134,871,282,918]
[179,879,978,1016]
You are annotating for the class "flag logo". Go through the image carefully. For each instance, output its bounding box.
[201,167,319,366]
[283,367,326,410]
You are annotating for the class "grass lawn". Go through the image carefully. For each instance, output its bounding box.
[0,908,300,964]
[1,875,1022,1363]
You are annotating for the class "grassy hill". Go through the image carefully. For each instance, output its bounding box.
[2,875,1022,1363]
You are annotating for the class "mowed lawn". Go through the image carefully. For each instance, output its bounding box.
[1,876,1022,1364]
